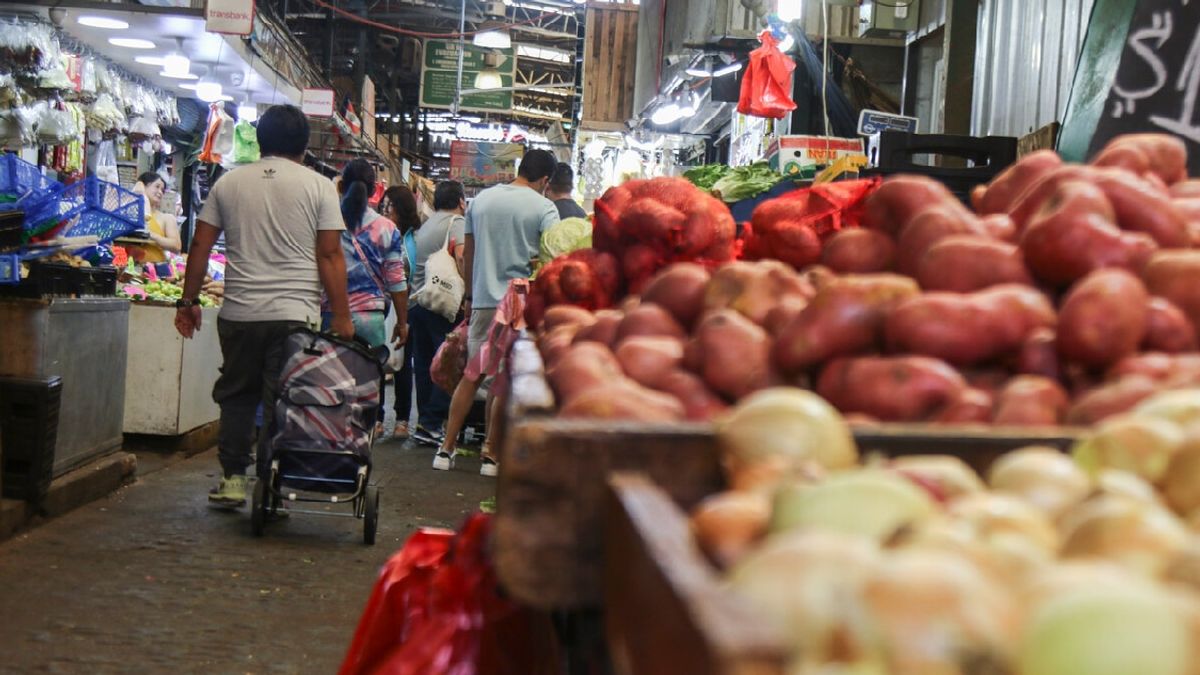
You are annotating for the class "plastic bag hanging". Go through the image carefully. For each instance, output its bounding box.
[232,119,261,164]
[737,31,797,119]
[198,103,234,164]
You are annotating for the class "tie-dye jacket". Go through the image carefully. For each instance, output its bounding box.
[323,208,408,315]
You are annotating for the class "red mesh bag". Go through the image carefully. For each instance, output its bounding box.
[524,248,622,329]
[742,178,880,268]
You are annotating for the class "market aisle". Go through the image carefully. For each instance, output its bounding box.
[0,437,495,674]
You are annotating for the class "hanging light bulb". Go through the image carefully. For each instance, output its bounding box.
[473,69,504,90]
[650,102,683,126]
[196,80,223,103]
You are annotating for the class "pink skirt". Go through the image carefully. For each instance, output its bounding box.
[464,279,529,387]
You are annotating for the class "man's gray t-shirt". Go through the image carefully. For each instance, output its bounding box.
[197,156,344,323]
[465,183,559,309]
[409,210,466,307]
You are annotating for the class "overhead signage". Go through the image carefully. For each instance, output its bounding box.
[301,88,335,118]
[449,141,524,187]
[205,0,256,36]
[857,109,919,136]
[419,40,515,114]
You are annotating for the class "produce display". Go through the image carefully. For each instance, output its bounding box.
[683,161,782,202]
[119,277,221,307]
[530,133,1200,427]
[683,387,1200,675]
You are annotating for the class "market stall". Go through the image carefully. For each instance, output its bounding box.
[123,303,221,436]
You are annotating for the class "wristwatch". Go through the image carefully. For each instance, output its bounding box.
[175,298,199,308]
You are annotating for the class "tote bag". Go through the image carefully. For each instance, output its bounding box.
[414,217,465,322]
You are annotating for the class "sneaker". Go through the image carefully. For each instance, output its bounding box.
[412,426,445,447]
[208,474,248,506]
[392,422,411,439]
[480,456,499,478]
[432,450,456,471]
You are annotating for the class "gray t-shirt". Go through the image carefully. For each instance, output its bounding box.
[465,183,559,309]
[409,210,466,307]
[197,156,344,323]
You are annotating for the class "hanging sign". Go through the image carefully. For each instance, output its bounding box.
[301,88,335,118]
[419,40,515,114]
[449,141,524,186]
[205,0,256,36]
[857,110,919,136]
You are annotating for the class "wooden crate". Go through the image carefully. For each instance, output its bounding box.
[496,339,1084,611]
[605,472,789,675]
[582,2,638,129]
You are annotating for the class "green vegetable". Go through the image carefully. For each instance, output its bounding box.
[683,164,732,191]
[710,162,783,203]
[538,217,592,267]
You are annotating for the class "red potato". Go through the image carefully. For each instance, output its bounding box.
[542,305,597,333]
[620,244,661,294]
[1107,353,1200,386]
[862,175,965,234]
[1091,133,1189,186]
[690,310,773,400]
[980,213,1018,242]
[1065,376,1160,425]
[546,342,623,405]
[1020,179,1158,287]
[1091,170,1191,248]
[614,304,686,343]
[615,336,685,390]
[992,376,1070,427]
[1144,251,1200,337]
[559,377,686,422]
[572,309,623,347]
[1007,165,1098,231]
[916,235,1033,292]
[772,274,921,376]
[1016,328,1060,380]
[974,150,1065,215]
[656,370,729,421]
[933,387,995,424]
[820,228,897,273]
[762,295,809,338]
[1171,198,1200,246]
[538,324,581,369]
[703,260,816,327]
[640,262,711,329]
[524,248,623,329]
[816,356,967,422]
[884,285,1056,366]
[963,368,1011,395]
[1057,268,1150,369]
[740,218,823,270]
[1144,297,1199,353]
[895,206,991,276]
[1170,181,1200,199]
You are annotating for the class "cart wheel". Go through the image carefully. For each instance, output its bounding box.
[251,478,266,537]
[363,486,379,546]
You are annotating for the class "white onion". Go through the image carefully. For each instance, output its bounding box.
[1134,388,1200,427]
[1059,494,1189,577]
[987,446,1092,521]
[889,455,985,502]
[1072,414,1186,485]
[690,490,771,569]
[770,469,936,541]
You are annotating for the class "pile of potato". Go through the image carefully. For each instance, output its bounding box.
[536,133,1200,427]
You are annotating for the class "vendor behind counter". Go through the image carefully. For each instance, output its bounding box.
[123,172,182,264]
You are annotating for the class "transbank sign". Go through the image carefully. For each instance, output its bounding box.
[205,0,255,36]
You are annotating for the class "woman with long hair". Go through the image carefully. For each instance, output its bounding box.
[322,160,409,436]
[379,185,421,438]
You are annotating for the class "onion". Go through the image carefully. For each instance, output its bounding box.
[1071,414,1186,485]
[1165,540,1200,593]
[770,469,936,541]
[786,660,888,675]
[717,388,858,491]
[948,493,1060,553]
[1095,469,1164,507]
[858,549,1019,675]
[689,490,771,569]
[987,446,1092,521]
[888,455,985,503]
[1163,431,1200,516]
[1134,388,1200,426]
[896,515,1054,586]
[1019,578,1192,675]
[726,531,881,663]
[1059,494,1189,577]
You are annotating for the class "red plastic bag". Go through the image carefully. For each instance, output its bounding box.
[738,31,797,119]
[339,515,559,675]
[431,322,470,393]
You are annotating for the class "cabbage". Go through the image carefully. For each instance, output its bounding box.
[538,217,592,267]
[711,162,783,203]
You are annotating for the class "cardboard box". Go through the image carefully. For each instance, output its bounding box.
[767,135,868,177]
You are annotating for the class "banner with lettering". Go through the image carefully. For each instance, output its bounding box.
[206,0,255,36]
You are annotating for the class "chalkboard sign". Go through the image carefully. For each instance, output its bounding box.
[1061,0,1200,173]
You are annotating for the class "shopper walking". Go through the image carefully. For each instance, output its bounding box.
[433,149,559,477]
[322,160,410,437]
[380,185,421,439]
[406,180,467,447]
[546,162,586,220]
[175,104,354,506]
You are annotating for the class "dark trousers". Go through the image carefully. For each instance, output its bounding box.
[213,318,304,477]
[393,319,414,425]
[407,304,454,430]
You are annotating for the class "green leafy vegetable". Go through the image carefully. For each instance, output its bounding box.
[683,164,732,191]
[710,162,783,203]
[539,217,593,267]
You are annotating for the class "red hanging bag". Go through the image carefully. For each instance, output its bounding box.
[737,31,798,119]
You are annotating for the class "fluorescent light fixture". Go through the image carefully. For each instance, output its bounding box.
[109,38,156,49]
[218,95,235,102]
[473,69,503,90]
[196,81,223,102]
[777,33,796,53]
[713,61,744,77]
[135,56,165,66]
[686,67,711,78]
[160,70,198,80]
[162,53,190,77]
[179,83,199,90]
[78,16,129,29]
[237,103,258,121]
[473,31,511,49]
[650,103,682,126]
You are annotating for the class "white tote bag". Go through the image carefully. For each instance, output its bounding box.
[414,218,466,322]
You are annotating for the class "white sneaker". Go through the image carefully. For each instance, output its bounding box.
[480,457,498,477]
[432,451,456,471]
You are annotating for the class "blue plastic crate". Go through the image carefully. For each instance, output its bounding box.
[0,153,62,206]
[25,178,144,244]
[0,253,19,284]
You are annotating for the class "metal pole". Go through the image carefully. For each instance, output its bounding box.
[453,0,467,115]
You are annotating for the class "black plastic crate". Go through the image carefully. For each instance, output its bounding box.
[0,376,61,504]
[863,131,1019,205]
[0,261,80,298]
[77,265,118,296]
[0,209,22,249]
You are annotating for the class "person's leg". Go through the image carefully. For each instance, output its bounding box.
[413,306,454,432]
[433,374,482,470]
[395,336,414,429]
[479,390,503,477]
[210,319,270,504]
[257,321,305,479]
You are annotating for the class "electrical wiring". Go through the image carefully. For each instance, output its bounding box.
[872,0,916,7]
[301,0,561,39]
